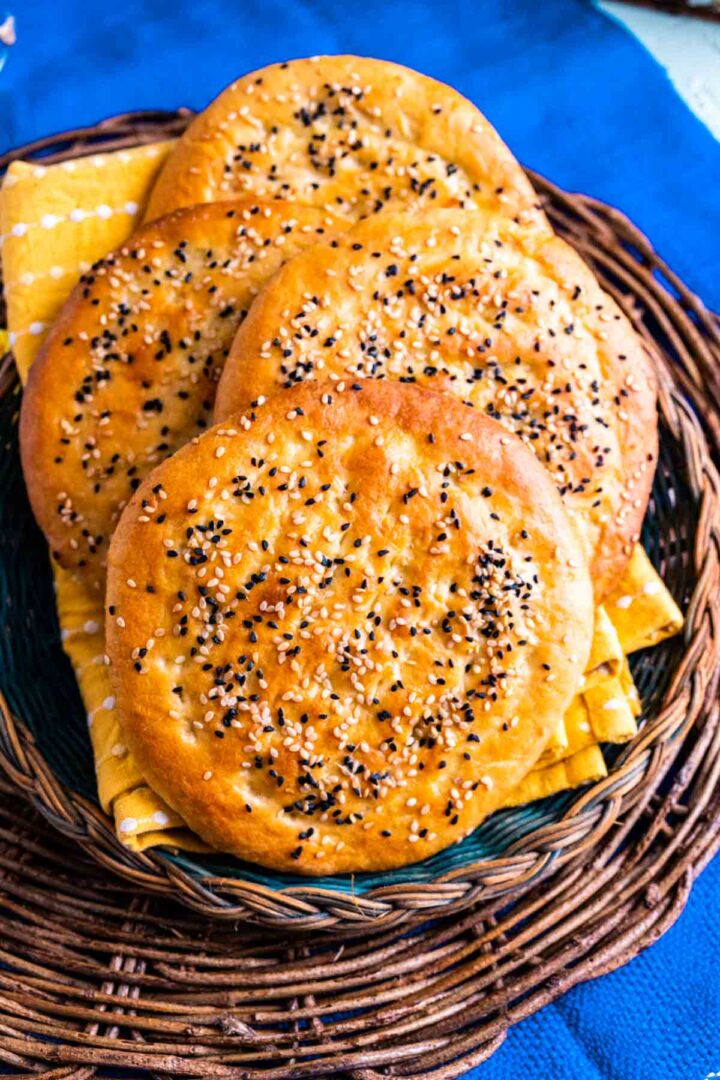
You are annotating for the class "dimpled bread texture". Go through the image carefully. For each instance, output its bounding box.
[145,55,545,229]
[19,197,344,590]
[106,380,593,874]
[216,208,658,598]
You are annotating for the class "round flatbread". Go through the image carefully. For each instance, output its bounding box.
[106,380,593,874]
[215,208,657,597]
[146,55,544,229]
[20,197,343,589]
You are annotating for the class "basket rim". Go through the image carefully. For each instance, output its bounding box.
[1,112,720,932]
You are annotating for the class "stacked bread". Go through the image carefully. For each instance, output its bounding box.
[20,57,659,874]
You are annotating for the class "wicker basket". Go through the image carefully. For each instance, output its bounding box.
[0,110,719,1078]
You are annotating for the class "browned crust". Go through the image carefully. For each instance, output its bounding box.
[19,197,345,589]
[215,208,658,598]
[106,380,593,874]
[145,55,545,228]
[20,298,89,572]
[529,232,659,594]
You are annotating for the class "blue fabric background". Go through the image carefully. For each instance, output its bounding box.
[2,1,719,1075]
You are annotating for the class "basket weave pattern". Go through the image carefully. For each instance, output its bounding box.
[0,112,719,1074]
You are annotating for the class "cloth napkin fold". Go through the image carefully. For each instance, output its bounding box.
[0,143,682,851]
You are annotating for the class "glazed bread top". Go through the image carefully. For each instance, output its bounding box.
[146,55,544,228]
[20,197,343,590]
[106,380,593,874]
[216,208,658,597]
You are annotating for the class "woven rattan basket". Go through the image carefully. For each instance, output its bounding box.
[0,105,719,1008]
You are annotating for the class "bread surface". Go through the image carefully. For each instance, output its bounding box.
[215,208,658,596]
[106,380,593,873]
[20,197,343,588]
[146,55,544,228]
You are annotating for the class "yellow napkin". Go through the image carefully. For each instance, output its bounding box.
[1,144,174,378]
[604,544,685,652]
[1,144,683,852]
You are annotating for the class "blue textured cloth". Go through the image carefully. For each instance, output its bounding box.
[2,1,720,1075]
